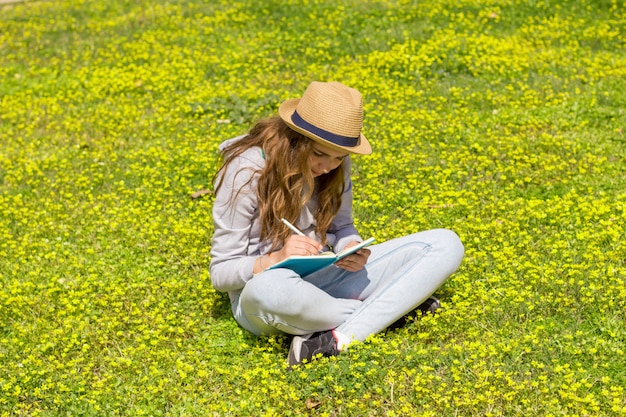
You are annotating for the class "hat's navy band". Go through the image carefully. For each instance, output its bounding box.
[291,110,359,147]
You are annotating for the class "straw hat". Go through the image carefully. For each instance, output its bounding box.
[279,81,372,155]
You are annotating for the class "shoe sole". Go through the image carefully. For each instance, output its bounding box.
[288,335,307,367]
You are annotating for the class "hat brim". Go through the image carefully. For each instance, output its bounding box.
[279,99,372,155]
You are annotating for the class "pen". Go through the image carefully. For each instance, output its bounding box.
[280,218,306,236]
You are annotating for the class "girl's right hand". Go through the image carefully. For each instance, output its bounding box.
[276,235,323,260]
[259,235,322,273]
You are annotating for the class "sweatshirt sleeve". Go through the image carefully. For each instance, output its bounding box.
[209,152,263,292]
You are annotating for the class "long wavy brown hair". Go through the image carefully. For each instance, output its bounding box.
[214,116,346,250]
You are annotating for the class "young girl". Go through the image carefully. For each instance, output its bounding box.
[210,81,464,366]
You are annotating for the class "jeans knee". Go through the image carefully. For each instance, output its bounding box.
[443,228,464,252]
[240,273,274,312]
[240,270,305,316]
[435,228,465,269]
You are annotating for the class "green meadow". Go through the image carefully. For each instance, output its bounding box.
[1,0,625,415]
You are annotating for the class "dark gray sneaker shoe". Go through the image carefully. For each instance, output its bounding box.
[416,296,441,315]
[288,330,339,367]
[386,296,442,332]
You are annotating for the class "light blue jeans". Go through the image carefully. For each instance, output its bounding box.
[233,228,464,341]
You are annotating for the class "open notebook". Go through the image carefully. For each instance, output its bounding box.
[265,237,375,277]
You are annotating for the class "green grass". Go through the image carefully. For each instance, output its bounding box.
[1,0,625,415]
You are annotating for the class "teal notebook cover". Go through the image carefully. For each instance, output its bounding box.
[266,237,375,277]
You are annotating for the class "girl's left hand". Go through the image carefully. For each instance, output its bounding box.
[334,241,371,272]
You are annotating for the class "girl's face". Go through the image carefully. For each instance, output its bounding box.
[309,142,348,177]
